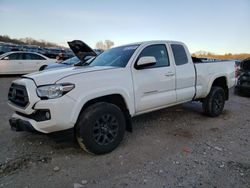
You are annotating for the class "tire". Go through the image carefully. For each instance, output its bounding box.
[39,65,47,71]
[75,102,126,155]
[202,87,225,117]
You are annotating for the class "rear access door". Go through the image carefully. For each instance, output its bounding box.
[169,43,196,102]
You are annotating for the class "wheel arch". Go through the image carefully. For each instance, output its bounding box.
[74,94,133,132]
[209,76,229,100]
[39,65,47,71]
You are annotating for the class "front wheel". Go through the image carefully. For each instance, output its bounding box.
[202,87,225,117]
[75,102,126,155]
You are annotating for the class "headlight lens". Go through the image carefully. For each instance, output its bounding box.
[37,83,75,99]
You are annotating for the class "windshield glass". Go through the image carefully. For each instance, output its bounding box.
[89,45,139,67]
[61,56,80,65]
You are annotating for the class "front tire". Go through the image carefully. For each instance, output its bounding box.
[75,102,126,155]
[202,87,225,117]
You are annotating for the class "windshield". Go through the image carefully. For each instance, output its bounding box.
[89,45,139,67]
[61,56,80,65]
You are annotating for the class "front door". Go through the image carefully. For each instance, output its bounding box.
[132,44,176,113]
[0,53,25,74]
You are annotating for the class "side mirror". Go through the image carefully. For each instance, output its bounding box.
[136,56,156,69]
[3,56,9,60]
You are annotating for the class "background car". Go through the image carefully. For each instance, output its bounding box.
[45,56,96,70]
[45,40,99,70]
[93,49,104,55]
[235,58,250,95]
[0,51,56,75]
[45,56,81,70]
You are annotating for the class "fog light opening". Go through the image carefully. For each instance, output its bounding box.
[45,111,51,120]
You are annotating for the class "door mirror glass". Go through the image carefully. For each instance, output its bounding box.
[136,56,156,69]
[3,56,9,60]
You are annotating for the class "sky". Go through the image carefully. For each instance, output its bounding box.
[0,0,249,54]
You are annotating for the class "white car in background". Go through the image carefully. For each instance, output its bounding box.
[0,51,56,74]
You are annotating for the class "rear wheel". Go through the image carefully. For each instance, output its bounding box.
[75,102,126,155]
[202,87,225,117]
[39,65,47,71]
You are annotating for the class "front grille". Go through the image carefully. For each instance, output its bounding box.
[8,83,29,108]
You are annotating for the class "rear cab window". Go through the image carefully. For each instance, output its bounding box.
[171,44,188,66]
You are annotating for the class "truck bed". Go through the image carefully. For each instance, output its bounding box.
[194,61,236,99]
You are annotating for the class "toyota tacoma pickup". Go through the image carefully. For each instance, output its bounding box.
[8,40,236,154]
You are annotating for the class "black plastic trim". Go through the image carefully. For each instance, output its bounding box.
[16,110,51,122]
[9,118,38,133]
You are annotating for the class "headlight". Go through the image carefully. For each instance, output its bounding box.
[37,83,75,99]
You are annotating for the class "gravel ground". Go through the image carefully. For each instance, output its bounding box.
[0,76,249,188]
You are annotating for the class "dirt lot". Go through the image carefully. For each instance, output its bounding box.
[0,76,249,188]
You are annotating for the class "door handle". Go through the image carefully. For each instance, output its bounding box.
[164,72,175,77]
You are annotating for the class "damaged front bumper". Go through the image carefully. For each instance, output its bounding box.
[9,117,37,133]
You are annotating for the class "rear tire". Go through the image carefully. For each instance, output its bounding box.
[75,102,126,155]
[39,65,47,71]
[202,87,225,117]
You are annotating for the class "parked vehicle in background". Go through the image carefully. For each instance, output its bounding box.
[44,48,65,59]
[0,42,75,60]
[192,56,203,63]
[94,49,104,55]
[235,58,250,95]
[45,56,81,70]
[0,51,56,74]
[8,40,236,154]
[0,43,20,55]
[234,60,241,67]
[45,41,97,70]
[19,45,43,54]
[234,60,241,75]
[198,57,220,62]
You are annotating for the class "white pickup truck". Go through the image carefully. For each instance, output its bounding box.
[8,40,236,154]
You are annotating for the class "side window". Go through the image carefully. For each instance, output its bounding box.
[24,53,33,60]
[33,54,46,60]
[171,44,188,66]
[137,44,169,68]
[7,53,24,60]
[24,53,46,60]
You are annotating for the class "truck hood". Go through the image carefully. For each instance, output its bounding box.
[22,66,115,86]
